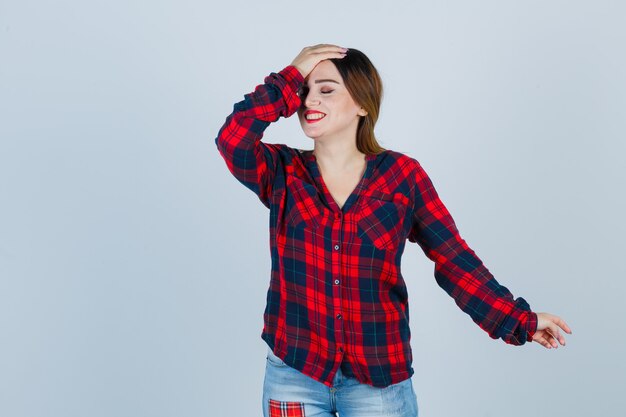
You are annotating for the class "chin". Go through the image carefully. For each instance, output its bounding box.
[301,127,322,140]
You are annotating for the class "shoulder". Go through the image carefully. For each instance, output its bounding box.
[374,150,439,196]
[374,149,423,176]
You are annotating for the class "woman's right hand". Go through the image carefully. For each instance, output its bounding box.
[290,44,348,79]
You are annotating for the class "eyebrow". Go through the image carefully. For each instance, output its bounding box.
[313,79,340,84]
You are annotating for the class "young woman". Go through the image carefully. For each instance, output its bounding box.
[215,44,571,417]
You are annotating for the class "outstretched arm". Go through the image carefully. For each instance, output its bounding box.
[409,159,573,347]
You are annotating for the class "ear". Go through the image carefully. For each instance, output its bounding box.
[358,108,368,117]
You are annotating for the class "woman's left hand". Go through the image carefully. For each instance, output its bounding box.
[532,312,572,349]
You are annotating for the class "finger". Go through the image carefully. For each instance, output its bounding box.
[309,46,349,55]
[544,314,572,335]
[555,317,573,334]
[537,335,552,349]
[310,43,347,51]
[313,51,348,61]
[550,323,568,346]
[544,329,557,348]
[297,45,345,59]
[533,332,552,349]
[312,49,346,61]
[299,52,347,73]
[545,327,562,348]
[299,47,347,65]
[542,331,556,348]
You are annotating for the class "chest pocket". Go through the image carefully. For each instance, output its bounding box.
[285,175,321,228]
[357,191,410,251]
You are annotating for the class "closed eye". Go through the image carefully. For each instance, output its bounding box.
[321,90,334,94]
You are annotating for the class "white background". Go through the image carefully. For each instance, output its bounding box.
[1,1,625,416]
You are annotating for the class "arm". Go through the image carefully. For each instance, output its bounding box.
[214,66,303,207]
[215,45,348,207]
[408,160,538,345]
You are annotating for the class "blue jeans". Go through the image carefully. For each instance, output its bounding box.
[262,348,419,417]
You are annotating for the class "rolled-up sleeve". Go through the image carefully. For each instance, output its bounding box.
[215,66,303,206]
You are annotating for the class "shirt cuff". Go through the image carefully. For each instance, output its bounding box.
[276,65,304,116]
[281,65,305,85]
[525,311,538,342]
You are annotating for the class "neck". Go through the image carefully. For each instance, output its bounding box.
[313,140,365,173]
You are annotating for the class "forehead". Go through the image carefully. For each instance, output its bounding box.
[305,60,344,85]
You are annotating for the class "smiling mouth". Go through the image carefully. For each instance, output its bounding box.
[304,112,326,123]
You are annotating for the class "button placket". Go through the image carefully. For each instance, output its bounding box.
[331,210,344,362]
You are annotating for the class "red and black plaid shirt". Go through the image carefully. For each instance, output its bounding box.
[215,66,537,388]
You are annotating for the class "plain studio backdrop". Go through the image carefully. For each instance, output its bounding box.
[1,1,624,416]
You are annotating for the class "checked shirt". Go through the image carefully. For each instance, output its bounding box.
[215,65,538,388]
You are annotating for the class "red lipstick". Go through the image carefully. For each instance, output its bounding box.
[304,110,326,124]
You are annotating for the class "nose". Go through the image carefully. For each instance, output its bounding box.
[304,90,320,108]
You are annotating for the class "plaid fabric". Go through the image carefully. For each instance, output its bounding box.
[268,399,305,417]
[215,66,538,388]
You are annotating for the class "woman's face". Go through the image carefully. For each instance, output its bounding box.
[297,60,366,144]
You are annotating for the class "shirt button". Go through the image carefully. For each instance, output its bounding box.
[334,244,340,250]
[334,279,340,285]
[336,314,342,320]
